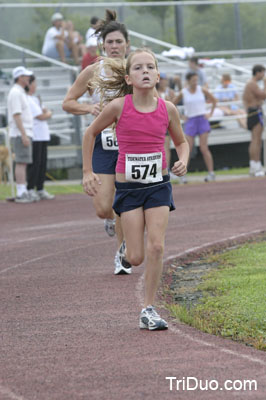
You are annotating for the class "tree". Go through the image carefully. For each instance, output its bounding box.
[127,0,171,38]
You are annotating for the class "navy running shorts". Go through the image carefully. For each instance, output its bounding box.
[113,175,176,216]
[92,134,118,175]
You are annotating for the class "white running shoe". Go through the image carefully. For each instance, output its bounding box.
[104,218,116,237]
[114,240,132,275]
[28,190,40,202]
[15,192,34,204]
[204,172,216,182]
[37,190,55,200]
[250,167,265,177]
[139,306,168,331]
[254,170,265,177]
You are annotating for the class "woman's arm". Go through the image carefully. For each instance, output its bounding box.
[62,63,101,116]
[82,98,123,195]
[165,102,190,177]
[202,88,217,118]
[35,109,52,121]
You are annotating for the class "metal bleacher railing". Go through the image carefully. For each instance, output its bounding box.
[0,38,86,176]
[1,30,266,182]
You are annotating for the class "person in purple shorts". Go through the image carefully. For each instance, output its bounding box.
[174,72,217,182]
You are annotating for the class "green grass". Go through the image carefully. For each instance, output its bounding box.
[167,241,266,350]
[0,167,249,201]
[187,167,249,177]
[0,183,84,201]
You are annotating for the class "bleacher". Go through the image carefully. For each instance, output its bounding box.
[0,61,85,172]
[1,45,266,173]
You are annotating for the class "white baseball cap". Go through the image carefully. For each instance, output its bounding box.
[51,12,63,22]
[12,66,33,80]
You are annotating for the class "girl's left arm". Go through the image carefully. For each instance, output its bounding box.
[166,102,190,177]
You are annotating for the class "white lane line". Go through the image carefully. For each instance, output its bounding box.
[0,220,104,247]
[0,238,112,275]
[135,229,266,367]
[13,220,91,232]
[0,385,26,400]
[0,226,100,247]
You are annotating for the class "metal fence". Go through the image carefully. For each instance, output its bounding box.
[1,1,266,57]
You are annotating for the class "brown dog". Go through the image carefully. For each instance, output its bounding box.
[0,145,10,184]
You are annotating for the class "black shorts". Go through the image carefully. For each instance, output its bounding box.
[247,107,264,131]
[113,175,176,216]
[92,134,118,174]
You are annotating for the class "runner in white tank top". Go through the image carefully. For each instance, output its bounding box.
[174,71,217,182]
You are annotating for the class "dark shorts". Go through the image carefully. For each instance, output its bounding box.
[11,136,32,164]
[113,175,176,216]
[247,107,264,131]
[92,134,118,174]
[184,115,210,137]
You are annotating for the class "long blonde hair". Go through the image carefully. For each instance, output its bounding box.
[90,48,158,107]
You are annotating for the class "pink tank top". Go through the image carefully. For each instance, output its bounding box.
[115,94,169,173]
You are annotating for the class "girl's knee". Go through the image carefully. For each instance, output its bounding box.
[126,250,144,266]
[146,241,164,258]
[95,206,112,219]
[94,201,113,219]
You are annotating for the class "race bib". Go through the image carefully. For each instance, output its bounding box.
[125,152,163,184]
[101,128,118,151]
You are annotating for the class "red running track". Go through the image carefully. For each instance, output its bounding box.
[0,178,266,400]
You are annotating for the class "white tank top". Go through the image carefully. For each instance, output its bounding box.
[182,85,206,118]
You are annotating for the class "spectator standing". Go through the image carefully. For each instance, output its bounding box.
[42,13,80,64]
[26,75,55,201]
[243,64,266,177]
[7,66,34,203]
[187,57,208,88]
[214,74,246,129]
[174,72,217,182]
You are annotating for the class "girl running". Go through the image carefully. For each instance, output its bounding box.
[63,10,131,274]
[82,49,189,330]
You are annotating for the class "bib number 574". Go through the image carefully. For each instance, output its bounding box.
[131,164,157,180]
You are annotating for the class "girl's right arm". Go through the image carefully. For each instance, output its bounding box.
[82,98,123,196]
[62,63,101,116]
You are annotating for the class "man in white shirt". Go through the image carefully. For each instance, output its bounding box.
[7,66,34,203]
[42,13,80,64]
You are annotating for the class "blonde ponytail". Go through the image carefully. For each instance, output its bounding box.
[90,58,132,107]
